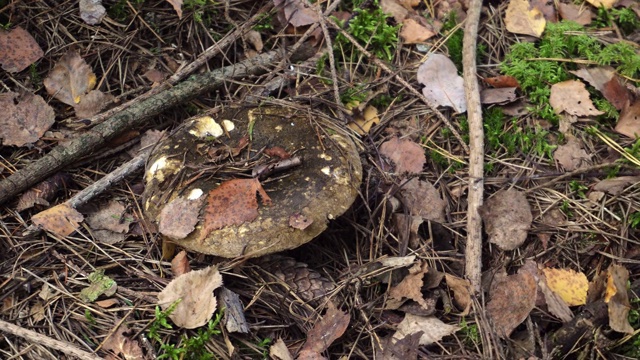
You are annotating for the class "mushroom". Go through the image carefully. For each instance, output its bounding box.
[142,104,362,258]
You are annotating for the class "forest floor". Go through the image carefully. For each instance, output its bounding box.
[1,0,640,359]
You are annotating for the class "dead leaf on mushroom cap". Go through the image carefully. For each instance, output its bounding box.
[479,188,532,251]
[0,27,43,73]
[0,92,55,147]
[142,105,362,258]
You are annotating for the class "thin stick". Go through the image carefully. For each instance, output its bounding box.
[324,17,470,154]
[462,0,484,294]
[0,319,102,360]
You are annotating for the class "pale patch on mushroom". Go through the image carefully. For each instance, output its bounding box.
[188,116,224,138]
[321,167,331,176]
[188,188,203,200]
[146,156,181,183]
[319,153,332,161]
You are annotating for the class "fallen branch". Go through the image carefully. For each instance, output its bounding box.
[0,319,102,360]
[462,0,484,294]
[0,47,314,206]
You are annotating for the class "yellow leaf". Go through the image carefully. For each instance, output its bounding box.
[505,0,546,38]
[348,105,380,135]
[542,267,588,306]
[586,0,617,9]
[32,203,84,237]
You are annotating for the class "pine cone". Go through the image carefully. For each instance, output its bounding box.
[258,255,335,303]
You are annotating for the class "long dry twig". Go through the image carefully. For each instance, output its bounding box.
[0,47,315,206]
[463,0,484,294]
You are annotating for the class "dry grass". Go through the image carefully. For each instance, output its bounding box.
[2,0,640,359]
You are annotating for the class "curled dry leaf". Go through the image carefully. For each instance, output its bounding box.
[542,267,588,306]
[392,314,459,346]
[487,272,537,338]
[605,264,634,333]
[479,188,532,251]
[399,178,446,222]
[171,250,191,277]
[102,324,144,360]
[553,135,591,171]
[166,0,183,18]
[549,80,604,117]
[505,0,546,38]
[444,274,471,315]
[273,0,320,27]
[380,137,426,174]
[299,302,350,357]
[0,92,55,147]
[157,266,223,329]
[417,54,466,113]
[32,203,84,237]
[386,262,431,310]
[0,26,44,73]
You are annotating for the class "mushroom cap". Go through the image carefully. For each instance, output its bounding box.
[142,105,362,258]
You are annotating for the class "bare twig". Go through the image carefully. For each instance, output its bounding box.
[0,319,102,360]
[463,0,484,294]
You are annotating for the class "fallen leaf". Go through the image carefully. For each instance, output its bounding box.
[605,264,633,333]
[44,51,97,107]
[73,89,114,118]
[586,0,617,9]
[542,267,588,306]
[518,260,573,322]
[202,178,272,234]
[479,189,532,251]
[0,92,55,147]
[445,274,471,315]
[505,0,546,38]
[157,265,223,329]
[86,200,131,235]
[274,0,320,27]
[486,273,537,337]
[615,100,640,138]
[17,173,73,212]
[79,0,106,25]
[381,0,409,22]
[379,332,421,360]
[39,284,56,301]
[80,269,117,303]
[417,54,466,113]
[480,87,517,105]
[553,135,591,171]
[483,75,520,88]
[166,0,183,18]
[95,298,119,308]
[386,262,431,310]
[158,195,205,240]
[380,137,426,174]
[557,3,593,25]
[348,105,380,135]
[400,18,436,44]
[570,67,629,110]
[289,213,313,230]
[29,302,45,322]
[0,27,44,73]
[144,68,165,83]
[392,314,459,346]
[171,250,191,277]
[245,30,263,52]
[593,176,640,195]
[270,338,294,360]
[530,0,557,22]
[549,80,604,117]
[399,178,446,222]
[32,203,84,236]
[102,324,144,360]
[299,302,350,357]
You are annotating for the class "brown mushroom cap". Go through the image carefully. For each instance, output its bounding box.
[142,105,362,258]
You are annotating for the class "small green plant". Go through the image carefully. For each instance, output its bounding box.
[560,199,573,217]
[459,318,480,347]
[629,212,640,229]
[340,85,368,106]
[482,107,556,158]
[256,337,272,359]
[148,302,223,360]
[595,7,640,34]
[184,0,216,24]
[441,12,486,71]
[569,180,588,199]
[253,13,274,32]
[84,309,97,325]
[335,1,399,61]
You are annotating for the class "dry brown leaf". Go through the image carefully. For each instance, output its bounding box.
[387,262,431,310]
[483,75,520,88]
[380,137,426,174]
[570,67,629,110]
[202,178,272,235]
[505,0,546,38]
[400,18,436,44]
[553,135,591,171]
[417,54,466,113]
[44,51,97,107]
[444,274,471,315]
[615,100,640,138]
[158,195,205,240]
[79,0,106,25]
[392,314,459,346]
[557,3,593,25]
[157,265,223,329]
[166,0,183,18]
[0,92,55,147]
[17,173,73,212]
[274,0,320,27]
[593,176,640,195]
[487,273,537,337]
[299,302,350,356]
[144,68,165,83]
[245,30,263,52]
[269,338,294,360]
[86,200,131,235]
[479,188,532,251]
[29,301,45,322]
[102,324,144,360]
[381,0,409,22]
[32,203,84,236]
[586,0,617,9]
[74,90,114,118]
[171,250,191,277]
[542,267,588,306]
[95,298,119,308]
[605,264,634,333]
[480,87,517,105]
[549,80,604,117]
[0,27,43,73]
[399,178,446,222]
[531,0,557,22]
[518,260,573,322]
